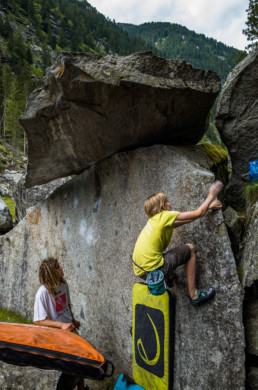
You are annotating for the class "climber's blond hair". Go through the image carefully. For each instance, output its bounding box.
[39,257,65,296]
[144,192,169,218]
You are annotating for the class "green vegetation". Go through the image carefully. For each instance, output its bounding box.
[0,0,248,160]
[243,0,258,51]
[2,196,15,219]
[199,143,229,183]
[0,139,27,172]
[199,143,228,164]
[0,0,155,159]
[236,265,244,281]
[119,22,244,82]
[243,181,258,204]
[0,308,33,324]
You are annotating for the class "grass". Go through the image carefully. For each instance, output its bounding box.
[243,181,258,204]
[0,308,33,324]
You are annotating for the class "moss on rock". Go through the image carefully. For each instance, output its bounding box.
[199,143,229,184]
[2,196,15,219]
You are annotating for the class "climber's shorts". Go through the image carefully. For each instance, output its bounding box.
[140,244,191,281]
[160,244,191,280]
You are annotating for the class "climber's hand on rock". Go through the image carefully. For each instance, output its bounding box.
[209,180,223,197]
[209,200,222,210]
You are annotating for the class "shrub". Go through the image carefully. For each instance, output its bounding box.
[243,181,258,204]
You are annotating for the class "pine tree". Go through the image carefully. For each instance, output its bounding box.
[28,0,35,19]
[41,43,52,70]
[243,0,258,50]
[25,46,33,64]
[58,27,67,48]
[4,78,26,157]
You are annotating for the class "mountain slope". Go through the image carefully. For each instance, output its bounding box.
[119,22,242,81]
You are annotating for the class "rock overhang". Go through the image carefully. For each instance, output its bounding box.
[20,51,221,187]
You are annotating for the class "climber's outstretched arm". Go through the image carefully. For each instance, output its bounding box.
[173,181,223,228]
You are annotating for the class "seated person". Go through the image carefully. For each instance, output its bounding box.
[34,257,87,390]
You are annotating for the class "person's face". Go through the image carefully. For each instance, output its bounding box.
[164,200,172,211]
[55,263,64,280]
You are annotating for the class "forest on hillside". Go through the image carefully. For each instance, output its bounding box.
[0,0,155,167]
[119,22,242,82]
[0,0,246,168]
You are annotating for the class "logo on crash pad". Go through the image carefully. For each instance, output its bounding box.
[135,304,164,377]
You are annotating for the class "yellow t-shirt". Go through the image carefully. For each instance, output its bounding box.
[132,210,179,276]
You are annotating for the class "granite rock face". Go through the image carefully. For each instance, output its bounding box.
[239,202,258,288]
[0,362,58,390]
[245,298,258,357]
[223,206,244,256]
[0,145,245,390]
[0,198,13,233]
[20,51,220,187]
[12,174,72,221]
[215,47,258,210]
[244,297,258,390]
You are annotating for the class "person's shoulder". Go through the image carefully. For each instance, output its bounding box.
[159,210,179,223]
[36,285,47,293]
[158,210,179,218]
[35,285,49,299]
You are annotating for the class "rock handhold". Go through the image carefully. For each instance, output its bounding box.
[20,51,220,187]
[215,47,258,210]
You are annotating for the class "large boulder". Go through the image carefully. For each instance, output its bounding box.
[0,145,245,390]
[0,198,13,233]
[215,47,258,210]
[12,174,71,221]
[20,51,220,187]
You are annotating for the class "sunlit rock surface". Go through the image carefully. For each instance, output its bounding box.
[0,145,245,389]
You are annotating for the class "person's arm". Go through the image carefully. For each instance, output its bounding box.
[68,304,81,329]
[34,317,75,331]
[174,181,223,227]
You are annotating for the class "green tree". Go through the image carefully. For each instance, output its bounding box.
[28,0,35,19]
[4,78,26,156]
[243,0,258,50]
[47,20,56,49]
[25,46,33,64]
[41,43,52,70]
[58,27,67,48]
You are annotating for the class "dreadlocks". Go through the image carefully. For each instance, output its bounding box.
[39,257,65,296]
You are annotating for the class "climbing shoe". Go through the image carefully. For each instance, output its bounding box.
[189,287,215,306]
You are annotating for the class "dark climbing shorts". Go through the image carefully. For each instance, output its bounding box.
[140,244,191,281]
[160,244,191,280]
